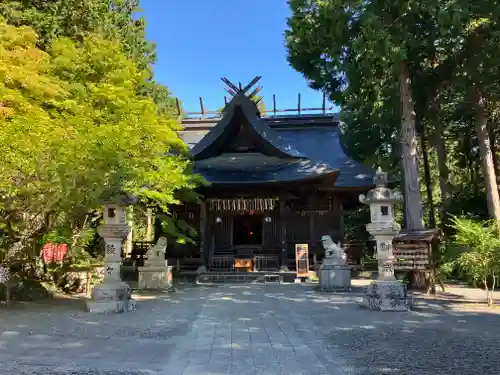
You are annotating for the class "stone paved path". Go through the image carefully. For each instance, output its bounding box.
[166,286,347,375]
[1,284,500,374]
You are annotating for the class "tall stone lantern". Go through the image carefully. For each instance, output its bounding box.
[359,167,410,311]
[86,196,135,313]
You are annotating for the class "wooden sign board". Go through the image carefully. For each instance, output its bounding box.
[393,243,431,270]
[295,244,309,276]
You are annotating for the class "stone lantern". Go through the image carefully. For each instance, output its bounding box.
[359,167,410,311]
[86,195,136,313]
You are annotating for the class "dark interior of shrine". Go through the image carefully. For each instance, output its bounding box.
[233,214,263,246]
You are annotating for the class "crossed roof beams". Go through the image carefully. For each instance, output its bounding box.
[175,76,335,119]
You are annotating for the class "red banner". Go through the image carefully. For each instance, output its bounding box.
[42,243,69,263]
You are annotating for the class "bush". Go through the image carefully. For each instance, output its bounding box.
[447,216,500,306]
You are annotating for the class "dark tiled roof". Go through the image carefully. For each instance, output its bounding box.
[190,93,306,159]
[250,117,305,158]
[179,94,375,188]
[275,127,374,187]
[178,114,342,148]
[194,159,337,184]
[265,113,340,128]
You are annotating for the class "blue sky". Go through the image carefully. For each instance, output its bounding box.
[140,0,334,114]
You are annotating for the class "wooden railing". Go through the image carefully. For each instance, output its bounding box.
[253,255,279,271]
[210,255,234,271]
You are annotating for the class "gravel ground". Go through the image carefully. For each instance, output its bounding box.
[0,285,207,375]
[293,290,500,375]
[0,283,499,374]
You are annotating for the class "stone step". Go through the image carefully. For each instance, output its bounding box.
[195,272,293,284]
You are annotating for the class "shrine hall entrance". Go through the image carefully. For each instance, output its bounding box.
[233,214,263,246]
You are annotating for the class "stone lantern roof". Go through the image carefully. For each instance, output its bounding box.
[102,191,138,206]
[359,167,403,205]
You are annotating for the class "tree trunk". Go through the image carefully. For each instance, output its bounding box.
[418,118,436,228]
[433,118,452,229]
[399,61,424,230]
[484,275,491,306]
[491,274,496,307]
[473,90,500,220]
[488,122,500,189]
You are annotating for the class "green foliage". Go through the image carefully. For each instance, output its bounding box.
[0,21,200,266]
[285,0,500,221]
[343,206,370,242]
[159,214,198,245]
[448,216,500,305]
[0,0,155,71]
[285,1,500,289]
[0,0,179,119]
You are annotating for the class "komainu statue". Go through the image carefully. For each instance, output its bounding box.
[146,237,168,264]
[321,235,347,265]
[319,235,351,291]
[138,237,172,290]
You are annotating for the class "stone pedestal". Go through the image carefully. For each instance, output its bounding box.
[138,237,172,290]
[138,266,173,290]
[319,265,351,291]
[362,280,411,311]
[86,204,132,314]
[318,236,351,291]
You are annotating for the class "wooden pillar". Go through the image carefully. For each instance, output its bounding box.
[145,208,153,242]
[199,201,208,271]
[309,212,315,272]
[309,212,315,243]
[124,206,133,257]
[279,199,288,270]
[339,202,345,243]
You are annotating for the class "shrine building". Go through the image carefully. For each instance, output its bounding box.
[160,78,376,275]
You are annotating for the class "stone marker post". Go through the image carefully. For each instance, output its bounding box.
[359,167,411,311]
[86,202,132,313]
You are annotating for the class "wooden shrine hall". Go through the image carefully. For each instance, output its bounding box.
[160,77,376,275]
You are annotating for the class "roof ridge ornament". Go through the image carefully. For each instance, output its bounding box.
[221,76,262,105]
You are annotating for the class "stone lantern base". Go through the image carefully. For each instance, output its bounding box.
[361,280,412,311]
[86,281,131,314]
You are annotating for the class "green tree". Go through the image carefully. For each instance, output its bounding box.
[0,0,155,70]
[0,0,179,116]
[285,0,436,230]
[0,21,200,266]
[285,0,500,224]
[458,15,500,221]
[285,0,500,291]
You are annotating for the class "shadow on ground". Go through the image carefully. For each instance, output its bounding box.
[266,286,500,375]
[0,283,499,375]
